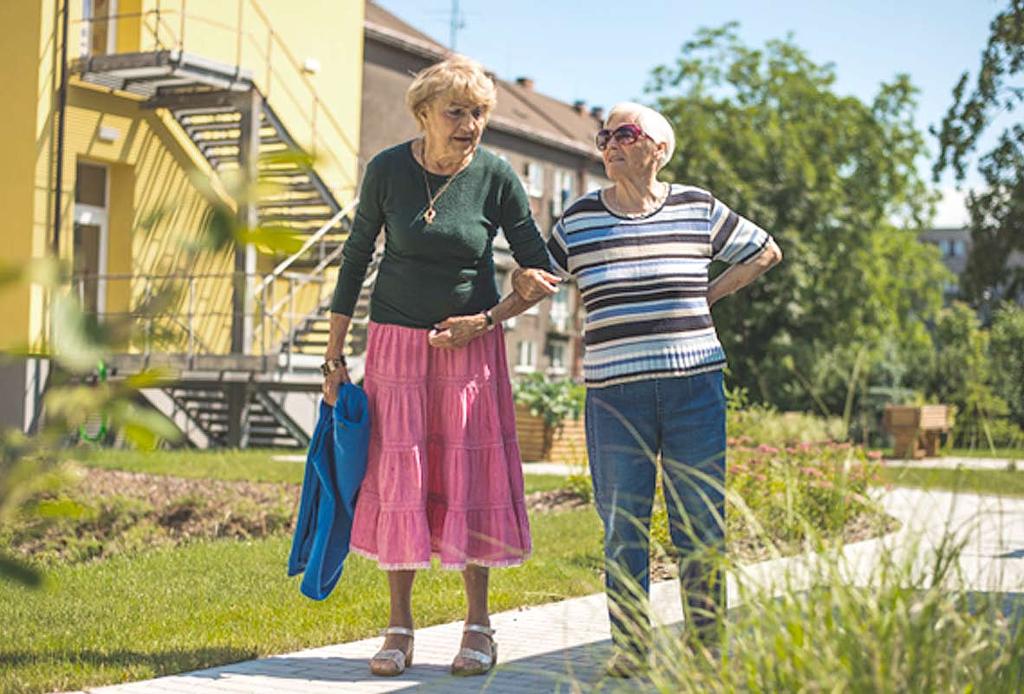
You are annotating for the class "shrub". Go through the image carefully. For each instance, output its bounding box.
[512,374,584,428]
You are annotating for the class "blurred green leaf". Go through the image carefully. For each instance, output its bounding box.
[108,401,182,449]
[238,225,306,255]
[49,295,109,372]
[124,369,171,389]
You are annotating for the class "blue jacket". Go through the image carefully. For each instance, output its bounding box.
[287,384,370,600]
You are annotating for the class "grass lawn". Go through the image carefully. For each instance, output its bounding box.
[879,466,1024,497]
[76,448,307,484]
[0,507,603,693]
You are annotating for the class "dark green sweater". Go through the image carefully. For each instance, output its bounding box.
[330,141,552,328]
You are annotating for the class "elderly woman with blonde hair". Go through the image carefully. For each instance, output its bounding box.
[320,56,559,677]
[516,101,782,675]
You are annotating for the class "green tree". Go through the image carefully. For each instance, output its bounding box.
[646,25,948,416]
[923,302,1019,448]
[934,1,1024,310]
[990,303,1024,426]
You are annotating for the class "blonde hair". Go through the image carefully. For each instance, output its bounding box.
[405,55,497,128]
[605,102,676,169]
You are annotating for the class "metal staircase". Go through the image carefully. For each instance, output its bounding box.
[71,40,374,448]
[166,385,310,449]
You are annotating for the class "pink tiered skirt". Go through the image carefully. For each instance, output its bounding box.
[349,321,531,570]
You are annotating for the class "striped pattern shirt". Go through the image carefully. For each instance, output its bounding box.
[547,184,772,388]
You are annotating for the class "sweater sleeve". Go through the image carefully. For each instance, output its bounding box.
[498,164,554,271]
[330,157,385,316]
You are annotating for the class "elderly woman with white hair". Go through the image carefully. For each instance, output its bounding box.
[516,102,782,675]
[321,55,560,677]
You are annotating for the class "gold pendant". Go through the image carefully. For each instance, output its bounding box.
[424,207,436,224]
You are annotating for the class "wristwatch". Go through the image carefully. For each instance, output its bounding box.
[484,309,496,330]
[320,355,347,377]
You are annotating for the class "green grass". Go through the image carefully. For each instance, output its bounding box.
[75,448,307,484]
[74,448,565,495]
[879,466,1024,497]
[0,508,603,693]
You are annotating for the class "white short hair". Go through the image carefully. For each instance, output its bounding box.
[605,102,676,169]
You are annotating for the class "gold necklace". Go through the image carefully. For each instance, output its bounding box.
[418,140,471,224]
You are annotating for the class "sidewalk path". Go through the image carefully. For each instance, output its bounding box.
[81,488,1024,693]
[885,456,1022,471]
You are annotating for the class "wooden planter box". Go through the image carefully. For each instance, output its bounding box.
[883,405,950,459]
[515,402,587,464]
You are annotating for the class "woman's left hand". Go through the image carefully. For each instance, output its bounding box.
[428,314,488,349]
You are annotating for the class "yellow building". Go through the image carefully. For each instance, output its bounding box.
[0,0,365,446]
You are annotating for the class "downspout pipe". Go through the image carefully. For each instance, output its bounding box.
[52,0,70,255]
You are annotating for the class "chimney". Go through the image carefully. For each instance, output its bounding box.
[573,100,586,114]
[515,76,534,90]
[590,105,605,121]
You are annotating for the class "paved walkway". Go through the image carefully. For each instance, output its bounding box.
[79,488,1024,694]
[885,455,1022,471]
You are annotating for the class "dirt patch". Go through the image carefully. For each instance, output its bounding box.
[9,467,300,564]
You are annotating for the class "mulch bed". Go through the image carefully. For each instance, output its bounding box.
[9,467,299,564]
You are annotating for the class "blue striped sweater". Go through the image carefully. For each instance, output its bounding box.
[547,184,772,388]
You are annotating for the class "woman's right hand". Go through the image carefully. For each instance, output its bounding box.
[512,268,561,302]
[321,362,350,406]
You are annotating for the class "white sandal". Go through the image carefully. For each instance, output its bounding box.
[369,626,414,677]
[451,623,497,676]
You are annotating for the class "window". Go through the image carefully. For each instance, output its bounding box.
[551,169,575,216]
[953,240,967,257]
[549,285,570,332]
[525,161,544,198]
[515,340,536,373]
[82,0,118,56]
[546,340,567,375]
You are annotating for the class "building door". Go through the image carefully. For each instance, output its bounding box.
[82,0,118,56]
[73,162,110,316]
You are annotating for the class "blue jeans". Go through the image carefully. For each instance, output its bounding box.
[585,369,727,653]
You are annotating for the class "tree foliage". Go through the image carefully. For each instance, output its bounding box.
[934,1,1024,308]
[646,25,947,416]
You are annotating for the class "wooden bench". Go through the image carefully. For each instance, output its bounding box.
[883,405,950,459]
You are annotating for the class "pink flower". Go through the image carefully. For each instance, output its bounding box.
[867,450,883,460]
[757,444,780,454]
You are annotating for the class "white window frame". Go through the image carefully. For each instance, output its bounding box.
[514,340,536,374]
[549,285,570,332]
[526,161,544,198]
[551,168,575,216]
[73,163,111,315]
[546,340,567,377]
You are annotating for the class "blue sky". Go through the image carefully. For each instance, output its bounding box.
[375,0,1004,227]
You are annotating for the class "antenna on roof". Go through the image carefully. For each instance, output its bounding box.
[450,0,465,51]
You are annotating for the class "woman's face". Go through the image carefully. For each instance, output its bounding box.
[600,112,664,183]
[419,96,488,160]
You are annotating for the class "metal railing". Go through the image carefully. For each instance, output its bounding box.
[72,0,362,197]
[69,271,319,364]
